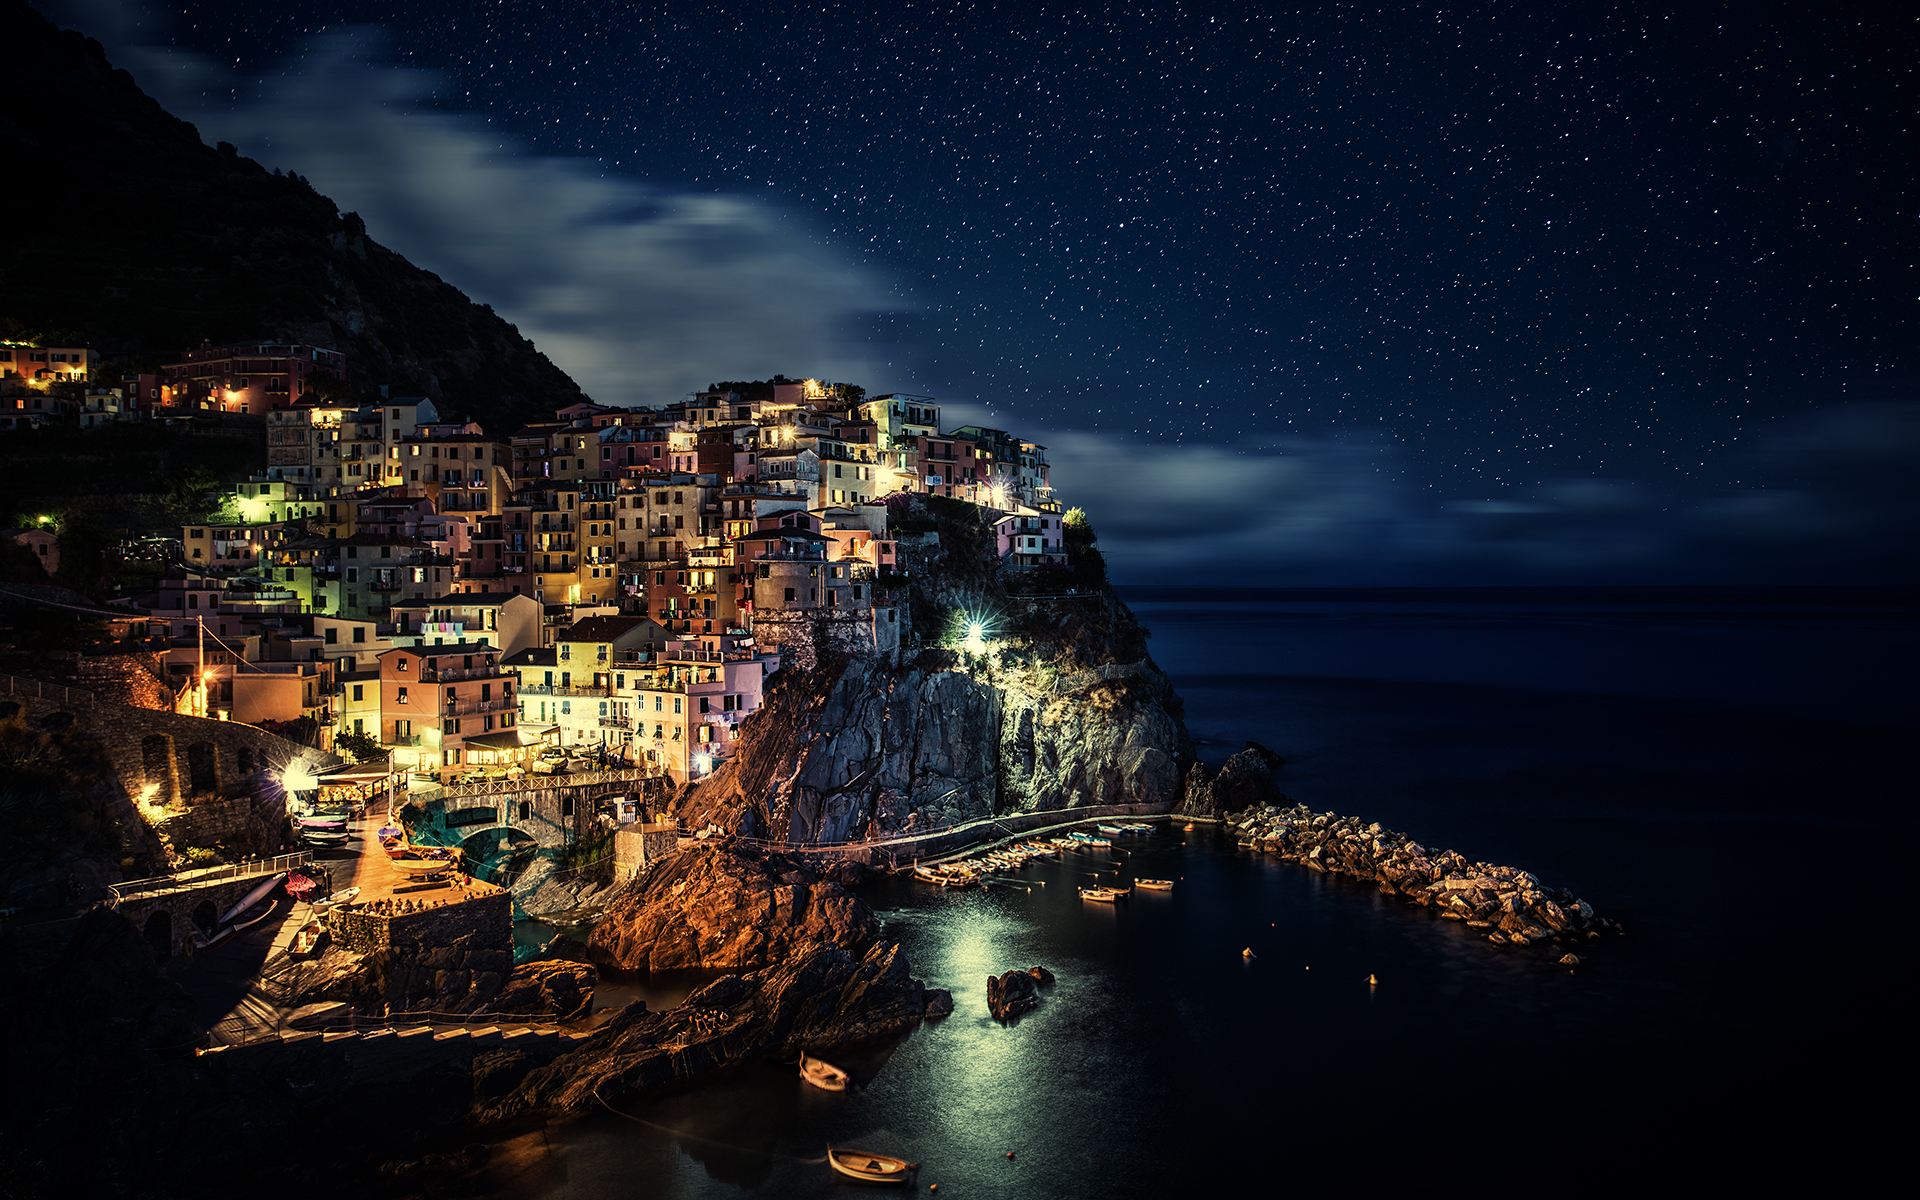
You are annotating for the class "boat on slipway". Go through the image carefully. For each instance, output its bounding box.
[192,873,286,951]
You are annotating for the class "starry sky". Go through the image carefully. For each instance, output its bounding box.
[52,1,1920,583]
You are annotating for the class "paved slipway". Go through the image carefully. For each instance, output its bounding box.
[171,802,576,1071]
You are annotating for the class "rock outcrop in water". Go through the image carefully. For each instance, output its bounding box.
[985,966,1054,1021]
[588,843,878,971]
[483,843,941,1119]
[1177,743,1289,819]
[482,938,931,1120]
[1225,803,1613,946]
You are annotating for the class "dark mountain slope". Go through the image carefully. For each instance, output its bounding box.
[0,1,587,428]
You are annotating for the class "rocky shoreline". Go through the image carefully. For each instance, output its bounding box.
[1220,801,1616,951]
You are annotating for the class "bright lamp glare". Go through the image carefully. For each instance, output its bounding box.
[281,762,317,792]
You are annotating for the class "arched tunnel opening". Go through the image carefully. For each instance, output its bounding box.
[460,827,540,886]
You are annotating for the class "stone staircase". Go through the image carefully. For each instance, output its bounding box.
[202,1021,595,1085]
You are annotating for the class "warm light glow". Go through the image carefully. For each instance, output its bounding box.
[962,615,989,655]
[281,761,318,792]
[694,753,713,775]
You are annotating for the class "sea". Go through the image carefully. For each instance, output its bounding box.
[512,586,1916,1197]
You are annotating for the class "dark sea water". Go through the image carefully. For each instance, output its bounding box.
[527,587,1916,1197]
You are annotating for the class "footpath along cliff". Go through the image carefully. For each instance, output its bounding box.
[672,496,1193,845]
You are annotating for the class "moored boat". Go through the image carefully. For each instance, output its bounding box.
[1096,823,1126,835]
[827,1148,917,1184]
[1136,878,1174,891]
[1086,836,1113,848]
[799,1052,851,1092]
[1080,885,1127,902]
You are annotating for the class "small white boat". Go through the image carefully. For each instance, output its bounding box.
[1136,879,1174,891]
[1086,836,1113,848]
[799,1052,851,1092]
[1096,824,1126,835]
[827,1148,917,1185]
[1080,886,1127,902]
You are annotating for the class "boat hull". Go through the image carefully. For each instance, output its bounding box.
[827,1149,916,1185]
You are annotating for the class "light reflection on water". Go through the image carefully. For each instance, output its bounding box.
[513,593,1908,1195]
[533,832,1628,1198]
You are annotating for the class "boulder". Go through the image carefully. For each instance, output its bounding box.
[487,959,596,1021]
[923,988,955,1018]
[1025,965,1056,986]
[985,968,1043,1021]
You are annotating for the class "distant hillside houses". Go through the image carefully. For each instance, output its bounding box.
[123,376,1067,787]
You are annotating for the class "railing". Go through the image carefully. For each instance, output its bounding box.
[438,766,660,798]
[422,666,503,683]
[0,674,94,705]
[516,683,609,698]
[107,850,311,906]
[598,716,632,729]
[442,697,518,717]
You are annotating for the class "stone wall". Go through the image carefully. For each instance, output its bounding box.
[3,688,336,868]
[72,650,176,711]
[329,890,515,1013]
[748,604,902,671]
[331,890,512,954]
[613,824,682,880]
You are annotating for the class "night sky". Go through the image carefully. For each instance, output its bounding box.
[52,1,1920,583]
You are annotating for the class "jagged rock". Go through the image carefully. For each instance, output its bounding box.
[985,968,1042,1021]
[923,988,954,1018]
[528,934,594,964]
[486,959,596,1021]
[1026,965,1056,987]
[1243,740,1286,770]
[1559,953,1581,966]
[589,844,878,971]
[1179,760,1217,818]
[482,940,928,1122]
[676,650,1190,843]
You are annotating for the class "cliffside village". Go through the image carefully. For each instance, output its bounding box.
[5,340,1068,788]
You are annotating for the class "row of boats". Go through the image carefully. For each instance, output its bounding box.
[907,821,1177,899]
[378,827,464,878]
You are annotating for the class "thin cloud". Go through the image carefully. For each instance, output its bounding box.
[88,15,893,406]
[1038,403,1920,584]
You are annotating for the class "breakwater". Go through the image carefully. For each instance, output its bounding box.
[1224,803,1613,949]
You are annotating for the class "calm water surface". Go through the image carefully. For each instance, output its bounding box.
[525,589,1914,1197]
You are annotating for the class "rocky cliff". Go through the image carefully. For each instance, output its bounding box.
[675,496,1193,845]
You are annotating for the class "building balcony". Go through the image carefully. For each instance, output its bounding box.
[598,715,632,729]
[517,683,609,698]
[421,665,506,683]
[442,696,517,717]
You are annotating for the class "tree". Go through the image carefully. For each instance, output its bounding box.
[333,729,385,763]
